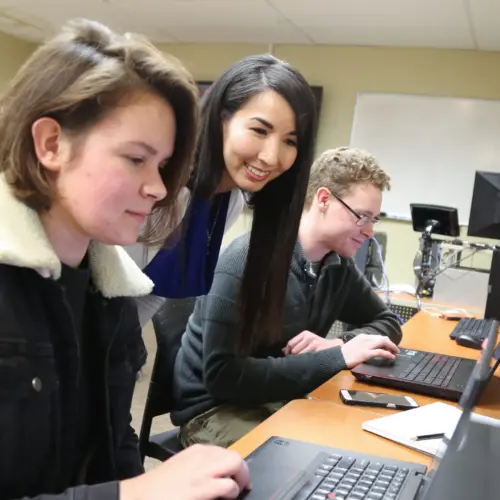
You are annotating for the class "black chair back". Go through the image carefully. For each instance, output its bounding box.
[138,297,196,461]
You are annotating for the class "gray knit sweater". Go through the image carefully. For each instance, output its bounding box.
[170,234,402,426]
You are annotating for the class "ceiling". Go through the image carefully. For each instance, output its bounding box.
[0,0,499,51]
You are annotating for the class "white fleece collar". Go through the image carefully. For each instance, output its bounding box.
[0,174,153,298]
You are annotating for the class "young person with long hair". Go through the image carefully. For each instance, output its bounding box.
[130,54,319,334]
[0,18,249,500]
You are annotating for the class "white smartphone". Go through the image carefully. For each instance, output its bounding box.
[339,389,419,410]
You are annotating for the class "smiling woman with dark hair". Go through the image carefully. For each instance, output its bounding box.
[130,54,319,341]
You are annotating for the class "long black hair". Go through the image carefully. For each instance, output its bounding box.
[191,54,318,354]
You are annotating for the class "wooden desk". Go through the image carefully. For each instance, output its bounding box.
[230,399,432,466]
[382,291,484,316]
[312,312,500,419]
[230,312,499,474]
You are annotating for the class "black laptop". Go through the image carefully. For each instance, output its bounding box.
[351,343,500,401]
[423,328,500,499]
[237,327,499,500]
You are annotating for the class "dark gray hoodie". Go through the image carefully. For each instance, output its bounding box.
[171,233,402,426]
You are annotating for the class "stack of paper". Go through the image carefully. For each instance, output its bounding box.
[362,402,474,456]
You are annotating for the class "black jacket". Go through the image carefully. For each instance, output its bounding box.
[0,174,154,500]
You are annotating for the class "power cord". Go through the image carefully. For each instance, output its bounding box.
[370,236,405,325]
[370,236,483,320]
[415,246,481,311]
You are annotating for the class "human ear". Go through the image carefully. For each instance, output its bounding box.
[316,187,330,211]
[31,117,71,173]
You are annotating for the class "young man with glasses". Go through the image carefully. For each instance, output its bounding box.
[171,147,403,448]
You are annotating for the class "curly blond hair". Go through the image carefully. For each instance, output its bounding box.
[304,147,391,208]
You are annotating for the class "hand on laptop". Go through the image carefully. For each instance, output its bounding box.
[120,444,251,500]
[341,334,400,369]
[282,330,344,355]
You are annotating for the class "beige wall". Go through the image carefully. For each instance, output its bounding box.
[1,33,498,284]
[0,31,35,91]
[160,42,500,285]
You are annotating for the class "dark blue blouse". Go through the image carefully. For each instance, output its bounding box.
[143,192,231,298]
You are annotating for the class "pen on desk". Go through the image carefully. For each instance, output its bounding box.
[411,432,445,441]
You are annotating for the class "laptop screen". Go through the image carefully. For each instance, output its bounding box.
[459,326,500,411]
[416,324,500,498]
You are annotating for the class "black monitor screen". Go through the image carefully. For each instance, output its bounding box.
[468,171,500,240]
[410,203,459,237]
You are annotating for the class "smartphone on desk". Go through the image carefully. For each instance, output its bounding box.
[339,389,419,410]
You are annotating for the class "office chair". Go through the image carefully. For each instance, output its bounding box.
[138,297,196,463]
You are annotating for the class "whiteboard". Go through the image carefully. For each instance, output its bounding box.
[350,92,500,224]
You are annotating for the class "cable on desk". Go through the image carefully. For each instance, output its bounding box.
[415,247,481,311]
[371,236,405,325]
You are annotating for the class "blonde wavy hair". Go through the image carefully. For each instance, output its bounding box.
[305,146,391,208]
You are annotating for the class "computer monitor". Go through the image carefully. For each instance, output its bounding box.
[410,203,460,237]
[410,204,459,298]
[468,171,500,239]
[468,171,500,321]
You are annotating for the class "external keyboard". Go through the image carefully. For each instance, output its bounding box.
[449,318,499,344]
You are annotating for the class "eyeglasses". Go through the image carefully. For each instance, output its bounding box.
[331,191,381,227]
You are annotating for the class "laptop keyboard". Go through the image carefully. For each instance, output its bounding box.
[306,453,410,499]
[393,351,462,387]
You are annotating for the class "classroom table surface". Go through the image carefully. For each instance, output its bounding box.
[311,312,500,419]
[230,398,433,467]
[230,311,500,468]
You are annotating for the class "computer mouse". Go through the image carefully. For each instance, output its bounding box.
[364,355,396,367]
[456,333,483,350]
